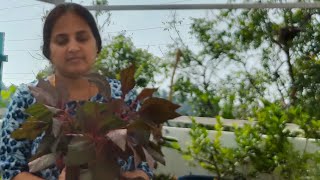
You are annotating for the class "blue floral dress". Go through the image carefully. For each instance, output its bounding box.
[0,78,153,180]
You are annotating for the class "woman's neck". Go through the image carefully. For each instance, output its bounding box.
[48,73,98,101]
[54,73,86,89]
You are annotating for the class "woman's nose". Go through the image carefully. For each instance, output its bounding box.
[67,39,80,52]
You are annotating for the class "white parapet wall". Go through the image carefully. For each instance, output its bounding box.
[155,116,320,177]
[0,110,319,177]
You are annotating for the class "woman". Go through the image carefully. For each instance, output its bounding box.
[0,3,152,180]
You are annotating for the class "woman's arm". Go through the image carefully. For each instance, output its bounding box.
[12,172,44,180]
[120,169,150,180]
[0,85,37,180]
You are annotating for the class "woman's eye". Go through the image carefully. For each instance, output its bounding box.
[77,35,89,43]
[55,36,68,45]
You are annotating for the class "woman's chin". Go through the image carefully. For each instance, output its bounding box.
[60,69,90,78]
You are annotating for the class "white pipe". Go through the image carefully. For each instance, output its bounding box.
[37,1,320,10]
[84,3,320,11]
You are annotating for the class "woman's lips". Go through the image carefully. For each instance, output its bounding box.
[66,57,84,63]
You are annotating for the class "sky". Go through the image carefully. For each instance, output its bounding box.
[0,0,225,87]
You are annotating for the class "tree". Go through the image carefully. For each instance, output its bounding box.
[94,34,166,88]
[167,0,320,119]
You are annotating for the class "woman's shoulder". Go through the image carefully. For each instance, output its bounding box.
[11,80,38,104]
[106,77,122,99]
[105,77,138,105]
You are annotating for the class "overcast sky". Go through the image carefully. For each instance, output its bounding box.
[1,0,224,87]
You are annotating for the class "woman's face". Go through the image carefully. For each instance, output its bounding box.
[49,12,98,78]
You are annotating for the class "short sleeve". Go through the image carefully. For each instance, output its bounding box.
[0,84,35,180]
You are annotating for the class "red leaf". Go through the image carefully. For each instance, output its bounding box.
[127,143,145,168]
[30,132,56,161]
[52,118,63,138]
[120,64,135,96]
[127,122,151,146]
[66,166,80,180]
[28,153,57,173]
[142,147,156,170]
[29,78,69,108]
[137,88,158,101]
[65,137,96,166]
[89,141,121,180]
[86,73,111,100]
[139,97,181,125]
[29,80,57,107]
[106,129,127,151]
[151,124,164,144]
[144,143,165,165]
[76,101,129,135]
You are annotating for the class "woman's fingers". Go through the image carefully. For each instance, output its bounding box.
[120,170,149,180]
[58,167,66,180]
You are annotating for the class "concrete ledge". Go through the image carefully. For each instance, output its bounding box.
[167,116,303,134]
[156,126,320,177]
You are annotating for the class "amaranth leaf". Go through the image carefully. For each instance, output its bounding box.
[25,103,54,123]
[11,120,49,140]
[144,142,166,165]
[120,64,135,96]
[139,97,181,124]
[29,79,58,107]
[86,73,111,100]
[65,137,96,166]
[137,88,158,101]
[105,129,127,151]
[28,153,57,173]
[76,101,127,134]
[142,147,156,170]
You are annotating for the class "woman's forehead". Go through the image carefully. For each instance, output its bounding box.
[51,12,91,35]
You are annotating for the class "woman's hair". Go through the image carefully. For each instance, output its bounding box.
[42,3,102,60]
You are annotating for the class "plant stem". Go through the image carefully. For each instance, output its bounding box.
[169,49,182,101]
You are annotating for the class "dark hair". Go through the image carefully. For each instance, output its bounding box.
[42,3,102,60]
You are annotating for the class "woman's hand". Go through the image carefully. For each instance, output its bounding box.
[58,168,66,180]
[120,170,150,180]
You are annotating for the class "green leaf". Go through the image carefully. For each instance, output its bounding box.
[163,141,181,151]
[11,121,49,140]
[162,136,179,142]
[25,103,53,123]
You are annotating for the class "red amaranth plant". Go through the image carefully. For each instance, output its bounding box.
[11,65,181,180]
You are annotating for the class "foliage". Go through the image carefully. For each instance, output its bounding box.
[172,103,320,179]
[164,0,320,119]
[11,65,181,179]
[36,65,54,80]
[185,116,240,179]
[0,85,16,108]
[94,35,166,88]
